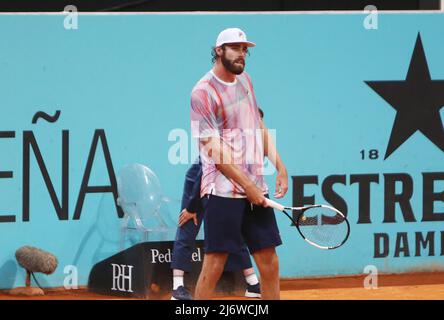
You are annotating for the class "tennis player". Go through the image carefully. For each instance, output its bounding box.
[170,109,266,300]
[191,28,288,300]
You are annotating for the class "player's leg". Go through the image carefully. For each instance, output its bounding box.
[224,246,261,298]
[171,210,203,272]
[194,252,228,299]
[238,245,260,297]
[170,161,203,300]
[242,199,282,300]
[243,266,261,298]
[170,212,203,300]
[194,195,246,300]
[252,247,280,300]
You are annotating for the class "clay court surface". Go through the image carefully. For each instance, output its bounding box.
[1,272,444,300]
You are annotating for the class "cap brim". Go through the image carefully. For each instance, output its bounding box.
[243,41,256,47]
[217,41,256,48]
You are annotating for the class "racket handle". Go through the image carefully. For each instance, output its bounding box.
[265,198,285,211]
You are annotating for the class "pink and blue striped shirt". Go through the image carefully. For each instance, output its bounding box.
[190,70,268,199]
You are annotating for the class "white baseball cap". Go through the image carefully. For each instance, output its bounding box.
[215,28,256,48]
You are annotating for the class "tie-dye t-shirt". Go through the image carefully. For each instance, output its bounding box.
[190,70,268,198]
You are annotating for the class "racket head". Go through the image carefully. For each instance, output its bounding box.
[294,205,350,250]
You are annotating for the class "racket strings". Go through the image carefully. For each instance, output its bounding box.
[297,207,349,249]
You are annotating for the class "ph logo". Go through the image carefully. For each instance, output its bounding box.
[111,264,134,292]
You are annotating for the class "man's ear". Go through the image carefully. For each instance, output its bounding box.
[215,46,223,58]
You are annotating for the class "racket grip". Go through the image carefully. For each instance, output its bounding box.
[265,198,285,211]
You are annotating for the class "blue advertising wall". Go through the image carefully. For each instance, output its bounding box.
[0,12,443,289]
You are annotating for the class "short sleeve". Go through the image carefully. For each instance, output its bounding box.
[190,88,220,139]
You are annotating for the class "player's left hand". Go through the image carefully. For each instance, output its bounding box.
[274,169,288,199]
[178,209,198,227]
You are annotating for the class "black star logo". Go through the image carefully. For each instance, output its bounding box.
[365,33,444,160]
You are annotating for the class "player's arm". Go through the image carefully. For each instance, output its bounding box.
[178,209,198,227]
[186,165,202,214]
[259,120,288,199]
[178,165,202,226]
[201,137,266,206]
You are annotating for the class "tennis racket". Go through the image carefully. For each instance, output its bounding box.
[266,198,350,250]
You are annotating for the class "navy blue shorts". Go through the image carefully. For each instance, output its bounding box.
[201,194,282,254]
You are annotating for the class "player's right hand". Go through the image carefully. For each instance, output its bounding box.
[178,209,198,227]
[244,183,267,207]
